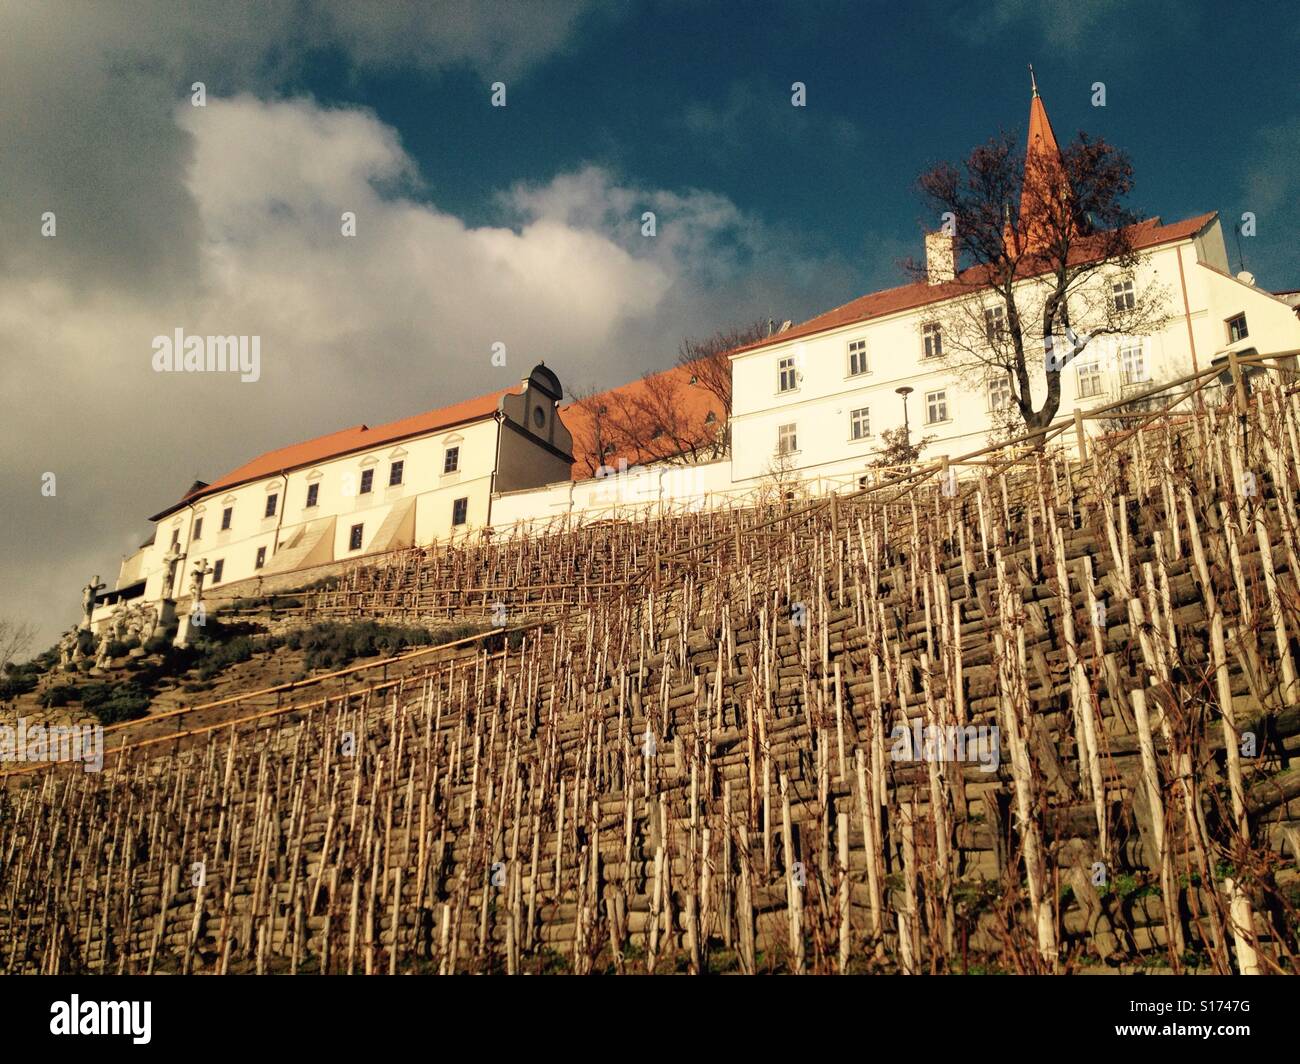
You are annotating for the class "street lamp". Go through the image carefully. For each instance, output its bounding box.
[896,386,914,446]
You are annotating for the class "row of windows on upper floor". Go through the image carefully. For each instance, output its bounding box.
[171,448,468,544]
[195,495,473,588]
[771,341,1165,456]
[773,293,1250,394]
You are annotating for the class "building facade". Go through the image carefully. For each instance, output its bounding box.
[728,212,1300,485]
[91,365,571,628]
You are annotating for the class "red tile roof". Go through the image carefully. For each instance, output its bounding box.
[730,212,1218,358]
[155,387,515,517]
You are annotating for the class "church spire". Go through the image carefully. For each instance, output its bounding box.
[1015,67,1074,255]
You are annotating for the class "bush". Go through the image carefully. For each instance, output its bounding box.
[143,635,171,655]
[79,682,114,709]
[87,681,149,724]
[195,635,254,680]
[284,621,439,672]
[39,684,80,708]
[0,667,39,700]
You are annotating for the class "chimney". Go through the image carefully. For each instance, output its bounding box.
[925,231,957,286]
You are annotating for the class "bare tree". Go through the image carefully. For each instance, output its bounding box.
[0,619,36,673]
[676,319,772,428]
[912,131,1171,442]
[568,385,627,478]
[568,321,774,476]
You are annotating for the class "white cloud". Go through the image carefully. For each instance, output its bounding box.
[1,93,853,649]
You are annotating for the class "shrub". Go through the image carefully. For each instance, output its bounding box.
[88,681,149,724]
[39,684,80,708]
[0,669,39,700]
[143,635,171,655]
[79,683,114,709]
[285,621,439,672]
[195,635,254,680]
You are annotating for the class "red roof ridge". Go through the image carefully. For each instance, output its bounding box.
[158,384,519,518]
[730,212,1218,358]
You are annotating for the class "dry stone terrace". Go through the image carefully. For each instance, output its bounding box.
[3,374,1300,974]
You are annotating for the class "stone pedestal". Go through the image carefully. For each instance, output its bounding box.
[173,611,197,649]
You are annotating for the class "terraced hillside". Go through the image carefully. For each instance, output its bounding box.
[3,380,1300,974]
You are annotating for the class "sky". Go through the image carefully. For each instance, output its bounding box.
[1,0,1297,651]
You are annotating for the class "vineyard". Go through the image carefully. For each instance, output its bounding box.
[3,363,1300,975]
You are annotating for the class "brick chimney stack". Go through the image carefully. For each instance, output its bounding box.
[925,231,958,286]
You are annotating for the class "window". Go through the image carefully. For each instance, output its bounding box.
[264,493,278,518]
[984,306,1006,343]
[1076,358,1104,399]
[349,523,364,551]
[705,410,716,424]
[170,529,180,548]
[443,447,460,474]
[848,339,868,376]
[1227,313,1249,343]
[777,423,798,456]
[220,506,233,531]
[193,517,203,541]
[922,322,943,360]
[212,560,224,584]
[1112,279,1135,312]
[452,497,468,526]
[359,468,374,495]
[778,356,798,393]
[532,406,546,428]
[255,546,266,569]
[925,389,949,424]
[389,460,404,486]
[1120,345,1148,386]
[850,407,871,440]
[987,374,1013,412]
[305,483,319,508]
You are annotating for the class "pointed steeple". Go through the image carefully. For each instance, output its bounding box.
[1015,67,1074,255]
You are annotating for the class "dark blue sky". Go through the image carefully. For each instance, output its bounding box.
[301,0,1298,319]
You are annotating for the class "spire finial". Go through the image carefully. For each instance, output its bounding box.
[1029,63,1038,98]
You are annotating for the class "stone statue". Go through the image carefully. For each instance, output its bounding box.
[162,543,185,598]
[58,630,77,670]
[135,603,158,644]
[174,559,213,649]
[111,601,130,642]
[81,575,106,630]
[189,560,210,603]
[94,631,113,669]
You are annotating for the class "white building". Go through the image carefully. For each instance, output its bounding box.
[727,90,1300,486]
[92,365,571,627]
